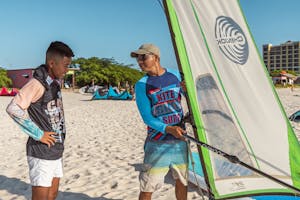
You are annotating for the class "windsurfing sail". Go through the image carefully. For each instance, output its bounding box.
[163,0,300,199]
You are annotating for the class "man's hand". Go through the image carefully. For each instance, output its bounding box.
[165,126,186,140]
[40,131,56,148]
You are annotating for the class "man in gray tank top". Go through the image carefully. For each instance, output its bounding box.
[6,41,74,200]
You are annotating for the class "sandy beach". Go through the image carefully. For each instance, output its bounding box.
[0,88,299,200]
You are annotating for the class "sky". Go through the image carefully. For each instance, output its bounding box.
[1,0,300,70]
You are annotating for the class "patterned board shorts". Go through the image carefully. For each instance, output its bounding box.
[139,140,188,192]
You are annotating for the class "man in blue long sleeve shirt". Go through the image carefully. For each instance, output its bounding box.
[131,44,188,200]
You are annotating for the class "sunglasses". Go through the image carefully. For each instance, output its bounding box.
[136,54,154,61]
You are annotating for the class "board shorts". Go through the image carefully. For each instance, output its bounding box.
[27,156,63,187]
[139,140,188,192]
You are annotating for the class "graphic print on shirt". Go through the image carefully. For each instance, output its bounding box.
[148,84,183,140]
[45,96,65,143]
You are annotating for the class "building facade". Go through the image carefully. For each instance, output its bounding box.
[263,41,300,73]
[7,68,34,89]
[7,66,79,89]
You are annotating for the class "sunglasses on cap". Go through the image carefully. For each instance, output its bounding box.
[136,53,154,61]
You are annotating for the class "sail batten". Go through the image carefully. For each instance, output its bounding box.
[163,0,300,198]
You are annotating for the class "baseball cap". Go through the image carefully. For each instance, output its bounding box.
[130,43,160,58]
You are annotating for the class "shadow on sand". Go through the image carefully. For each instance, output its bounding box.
[0,175,121,200]
[128,163,205,196]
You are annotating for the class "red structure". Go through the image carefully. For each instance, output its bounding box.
[0,87,18,96]
[0,87,10,95]
[7,66,80,89]
[7,68,34,89]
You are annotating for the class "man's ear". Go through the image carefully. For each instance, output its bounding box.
[48,59,55,68]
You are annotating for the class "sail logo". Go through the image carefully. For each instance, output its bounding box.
[230,181,246,191]
[215,16,249,65]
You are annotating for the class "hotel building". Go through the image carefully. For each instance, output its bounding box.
[263,41,300,73]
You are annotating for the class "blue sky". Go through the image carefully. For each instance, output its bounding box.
[1,0,300,70]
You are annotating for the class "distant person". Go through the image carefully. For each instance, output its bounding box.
[85,79,95,93]
[282,79,287,87]
[131,43,188,200]
[129,85,135,101]
[290,79,294,92]
[6,41,74,200]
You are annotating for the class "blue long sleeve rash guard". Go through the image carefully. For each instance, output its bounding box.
[135,68,184,141]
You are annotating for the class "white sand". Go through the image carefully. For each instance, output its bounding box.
[0,88,299,200]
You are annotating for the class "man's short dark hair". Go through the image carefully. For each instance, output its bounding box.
[46,41,74,59]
